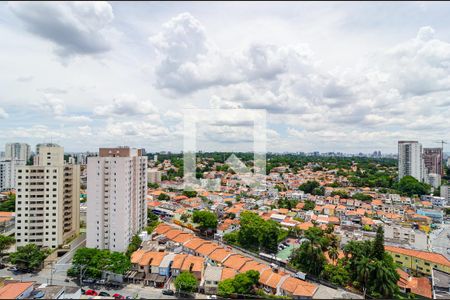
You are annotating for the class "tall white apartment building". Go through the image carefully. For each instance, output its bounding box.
[15,145,80,249]
[398,141,424,182]
[0,159,25,191]
[87,147,147,252]
[147,168,162,184]
[5,143,30,161]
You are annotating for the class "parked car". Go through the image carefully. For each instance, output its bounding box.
[85,290,98,296]
[294,271,306,280]
[83,278,96,284]
[113,293,125,299]
[162,290,174,296]
[7,266,18,272]
[31,291,45,299]
[99,292,111,297]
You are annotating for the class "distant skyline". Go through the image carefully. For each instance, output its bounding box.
[1,2,450,153]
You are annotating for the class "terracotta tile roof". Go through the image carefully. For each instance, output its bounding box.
[222,254,253,271]
[196,243,220,257]
[265,272,284,289]
[259,269,273,285]
[385,246,450,267]
[297,222,314,231]
[131,249,147,264]
[0,282,34,299]
[239,260,268,273]
[184,238,208,250]
[154,223,172,235]
[172,254,188,269]
[165,229,184,240]
[221,267,237,280]
[293,281,318,297]
[397,268,432,299]
[209,248,233,263]
[140,251,167,267]
[181,255,204,273]
[172,233,195,244]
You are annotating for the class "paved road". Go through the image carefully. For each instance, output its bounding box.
[0,268,176,299]
[430,223,450,259]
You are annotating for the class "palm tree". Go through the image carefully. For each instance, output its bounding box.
[369,259,399,298]
[328,246,339,264]
[356,257,372,298]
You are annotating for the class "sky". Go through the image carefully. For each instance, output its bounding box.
[1,1,450,154]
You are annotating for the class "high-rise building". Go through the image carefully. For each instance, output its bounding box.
[87,147,147,252]
[15,145,80,249]
[398,141,424,182]
[0,159,25,191]
[5,143,30,162]
[423,148,443,176]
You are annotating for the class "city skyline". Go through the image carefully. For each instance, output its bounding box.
[1,2,450,152]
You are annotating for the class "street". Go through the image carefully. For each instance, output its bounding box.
[0,268,176,299]
[430,223,450,259]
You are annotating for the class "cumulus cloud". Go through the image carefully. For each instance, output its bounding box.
[9,1,114,59]
[94,94,158,117]
[38,94,91,123]
[149,13,316,93]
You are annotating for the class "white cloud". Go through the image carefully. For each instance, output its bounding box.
[9,1,114,59]
[94,94,158,117]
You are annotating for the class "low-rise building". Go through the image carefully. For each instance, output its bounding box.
[386,246,450,276]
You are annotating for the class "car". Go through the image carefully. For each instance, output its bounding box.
[113,293,125,299]
[83,278,96,284]
[7,266,18,272]
[85,290,98,296]
[207,295,217,299]
[162,289,175,296]
[32,291,45,299]
[97,279,106,285]
[99,292,111,297]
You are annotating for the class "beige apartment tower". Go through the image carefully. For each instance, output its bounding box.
[15,145,80,249]
[86,147,147,252]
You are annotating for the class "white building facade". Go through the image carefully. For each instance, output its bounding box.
[5,143,30,161]
[87,147,147,252]
[0,159,25,191]
[398,141,424,182]
[15,146,80,248]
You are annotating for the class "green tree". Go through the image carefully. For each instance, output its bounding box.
[396,176,430,196]
[126,235,142,257]
[10,244,49,271]
[259,220,282,253]
[0,235,15,256]
[192,210,218,233]
[299,180,320,194]
[218,271,259,297]
[352,193,373,202]
[180,213,190,223]
[218,278,235,297]
[303,200,315,211]
[175,271,198,293]
[182,190,198,198]
[0,193,15,212]
[322,262,350,287]
[372,226,384,260]
[147,182,159,189]
[157,193,170,200]
[356,257,372,298]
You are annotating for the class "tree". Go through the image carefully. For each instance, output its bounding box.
[396,176,430,196]
[291,239,326,277]
[10,244,49,271]
[322,263,350,286]
[182,190,197,198]
[372,226,384,260]
[175,271,198,293]
[259,220,282,253]
[0,235,15,256]
[0,193,15,212]
[192,210,218,233]
[352,193,373,202]
[303,200,315,211]
[356,257,371,298]
[328,246,339,264]
[69,248,130,280]
[218,271,259,297]
[157,193,170,201]
[147,182,159,189]
[126,235,142,257]
[299,181,320,194]
[180,213,190,223]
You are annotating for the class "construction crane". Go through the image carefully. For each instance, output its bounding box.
[434,140,447,149]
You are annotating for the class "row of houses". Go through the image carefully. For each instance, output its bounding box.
[147,223,318,298]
